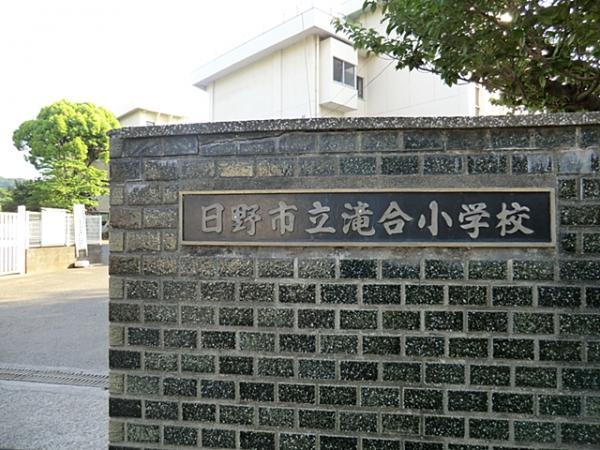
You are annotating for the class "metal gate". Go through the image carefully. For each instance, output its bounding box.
[0,212,20,275]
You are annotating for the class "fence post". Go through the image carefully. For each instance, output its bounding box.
[16,205,26,274]
[73,204,88,258]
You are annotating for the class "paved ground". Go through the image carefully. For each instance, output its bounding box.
[0,381,107,450]
[0,266,108,450]
[0,265,108,303]
[0,266,108,371]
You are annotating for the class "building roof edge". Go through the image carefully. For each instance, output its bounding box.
[191,7,351,90]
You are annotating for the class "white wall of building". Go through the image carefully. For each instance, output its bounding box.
[360,59,474,117]
[118,109,188,127]
[200,7,505,121]
[211,37,320,121]
[350,9,474,118]
[281,36,319,118]
[319,37,358,113]
[211,52,282,121]
[476,87,508,116]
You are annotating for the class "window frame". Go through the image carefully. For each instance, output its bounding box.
[332,57,356,88]
[357,76,364,99]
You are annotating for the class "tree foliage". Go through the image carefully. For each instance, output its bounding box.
[0,181,40,212]
[0,188,13,211]
[336,0,600,112]
[12,99,119,210]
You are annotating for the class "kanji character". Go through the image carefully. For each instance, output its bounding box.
[232,204,261,235]
[342,201,375,236]
[378,201,413,235]
[496,202,534,236]
[418,200,453,237]
[306,201,335,234]
[201,203,224,233]
[458,202,490,239]
[269,201,298,235]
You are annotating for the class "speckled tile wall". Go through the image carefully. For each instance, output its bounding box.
[109,114,600,449]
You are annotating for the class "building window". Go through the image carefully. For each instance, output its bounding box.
[357,76,364,99]
[333,57,355,87]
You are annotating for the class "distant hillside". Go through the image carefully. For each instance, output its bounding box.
[0,177,24,189]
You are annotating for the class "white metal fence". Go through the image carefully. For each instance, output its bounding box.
[85,214,103,245]
[0,206,26,276]
[0,206,103,275]
[0,212,20,276]
[26,209,102,248]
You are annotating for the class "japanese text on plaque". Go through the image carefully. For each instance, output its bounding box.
[181,190,553,247]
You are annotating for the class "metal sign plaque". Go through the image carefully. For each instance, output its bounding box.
[180,189,555,247]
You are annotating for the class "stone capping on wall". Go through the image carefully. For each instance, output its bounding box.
[109,111,600,139]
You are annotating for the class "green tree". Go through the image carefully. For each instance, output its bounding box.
[0,187,13,211]
[336,0,600,112]
[0,181,39,212]
[12,99,119,210]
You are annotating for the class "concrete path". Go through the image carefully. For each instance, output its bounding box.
[0,380,107,450]
[0,266,108,450]
[0,266,108,371]
[0,265,108,304]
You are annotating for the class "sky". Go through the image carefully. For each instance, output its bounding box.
[0,0,347,179]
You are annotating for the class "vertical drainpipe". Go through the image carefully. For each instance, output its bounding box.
[279,49,283,119]
[315,36,320,118]
[208,82,215,121]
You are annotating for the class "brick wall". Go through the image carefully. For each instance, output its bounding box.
[108,114,600,450]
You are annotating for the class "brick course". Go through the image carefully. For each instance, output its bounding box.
[109,114,600,449]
